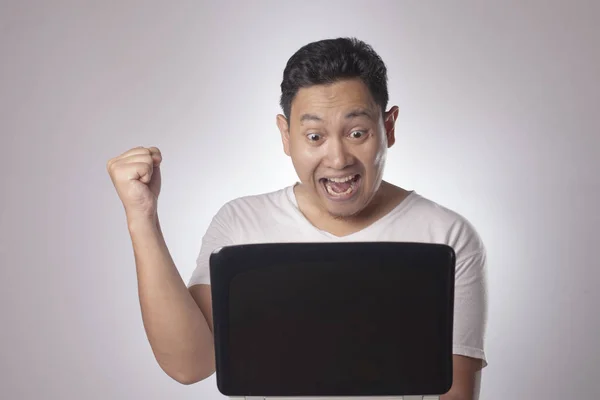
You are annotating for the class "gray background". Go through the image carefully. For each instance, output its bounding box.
[1,1,599,399]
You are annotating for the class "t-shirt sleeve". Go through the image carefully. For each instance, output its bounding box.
[452,248,489,367]
[187,204,236,288]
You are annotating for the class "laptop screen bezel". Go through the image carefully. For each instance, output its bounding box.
[209,242,455,397]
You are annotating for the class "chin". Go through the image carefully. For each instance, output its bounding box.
[323,198,368,219]
[328,209,362,220]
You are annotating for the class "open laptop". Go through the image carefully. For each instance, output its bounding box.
[209,242,456,400]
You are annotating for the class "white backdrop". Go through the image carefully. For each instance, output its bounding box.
[1,1,599,399]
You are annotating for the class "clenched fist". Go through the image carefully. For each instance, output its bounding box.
[107,146,162,221]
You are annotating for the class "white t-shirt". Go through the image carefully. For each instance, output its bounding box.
[188,185,488,367]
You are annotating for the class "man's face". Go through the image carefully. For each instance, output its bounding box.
[277,78,398,218]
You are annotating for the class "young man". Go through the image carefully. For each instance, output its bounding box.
[107,37,488,400]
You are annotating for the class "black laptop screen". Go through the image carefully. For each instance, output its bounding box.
[210,242,455,397]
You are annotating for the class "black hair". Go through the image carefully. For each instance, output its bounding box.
[279,37,389,120]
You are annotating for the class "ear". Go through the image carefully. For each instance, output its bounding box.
[276,114,291,156]
[383,105,399,148]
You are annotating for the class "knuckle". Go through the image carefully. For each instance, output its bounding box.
[107,159,118,173]
[138,163,152,177]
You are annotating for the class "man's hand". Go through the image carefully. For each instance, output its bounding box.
[107,146,162,222]
[440,355,483,400]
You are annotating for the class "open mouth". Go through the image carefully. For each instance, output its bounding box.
[320,174,361,198]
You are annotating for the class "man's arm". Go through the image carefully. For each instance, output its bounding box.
[443,226,488,400]
[107,147,216,385]
[440,355,483,400]
[130,217,215,384]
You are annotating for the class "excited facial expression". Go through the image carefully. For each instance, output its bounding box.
[277,78,398,219]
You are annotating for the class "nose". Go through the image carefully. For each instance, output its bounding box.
[324,137,354,170]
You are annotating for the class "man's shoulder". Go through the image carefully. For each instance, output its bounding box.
[408,192,471,223]
[214,185,295,220]
[400,192,486,257]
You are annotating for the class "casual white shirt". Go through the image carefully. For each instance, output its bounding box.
[188,185,488,366]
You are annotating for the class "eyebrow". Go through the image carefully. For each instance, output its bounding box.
[345,108,375,120]
[299,113,323,123]
[299,108,375,124]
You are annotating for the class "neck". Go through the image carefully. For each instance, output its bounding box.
[294,181,408,237]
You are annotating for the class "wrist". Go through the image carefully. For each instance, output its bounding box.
[126,213,159,233]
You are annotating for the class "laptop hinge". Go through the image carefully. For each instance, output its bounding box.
[238,397,440,400]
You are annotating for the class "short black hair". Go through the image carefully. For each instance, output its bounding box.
[279,37,389,120]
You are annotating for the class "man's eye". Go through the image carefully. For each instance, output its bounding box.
[307,133,321,141]
[350,130,365,138]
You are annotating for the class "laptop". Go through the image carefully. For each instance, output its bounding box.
[209,242,456,400]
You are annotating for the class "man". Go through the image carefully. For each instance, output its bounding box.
[107,37,488,399]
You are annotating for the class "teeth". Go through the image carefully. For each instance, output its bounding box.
[327,175,356,183]
[325,182,354,196]
[324,175,359,197]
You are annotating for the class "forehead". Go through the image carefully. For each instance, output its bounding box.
[290,79,379,122]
